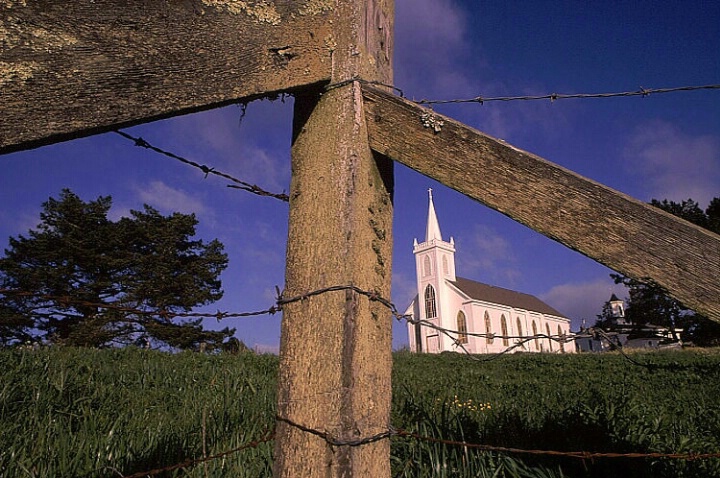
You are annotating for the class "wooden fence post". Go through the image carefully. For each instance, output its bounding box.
[274,1,394,476]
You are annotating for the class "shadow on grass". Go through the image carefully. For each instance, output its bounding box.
[393,396,720,478]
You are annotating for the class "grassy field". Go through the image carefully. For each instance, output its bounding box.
[1,347,719,477]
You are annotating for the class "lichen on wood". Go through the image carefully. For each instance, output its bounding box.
[200,0,281,24]
[1,13,78,52]
[0,60,36,86]
[299,0,334,16]
[1,1,28,8]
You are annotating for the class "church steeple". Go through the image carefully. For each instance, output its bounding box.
[425,188,442,242]
[414,189,457,283]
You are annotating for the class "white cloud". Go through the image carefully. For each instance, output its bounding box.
[624,121,720,206]
[235,145,287,192]
[396,0,467,72]
[395,0,571,149]
[134,181,209,216]
[539,278,626,330]
[241,242,285,270]
[396,0,488,102]
[455,224,521,285]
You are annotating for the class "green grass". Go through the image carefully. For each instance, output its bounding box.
[391,350,720,477]
[0,347,276,477]
[2,347,720,477]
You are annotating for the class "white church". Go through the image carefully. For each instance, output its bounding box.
[405,190,573,354]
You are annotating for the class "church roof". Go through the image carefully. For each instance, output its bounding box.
[450,276,567,318]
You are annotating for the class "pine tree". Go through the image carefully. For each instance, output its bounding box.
[0,189,235,349]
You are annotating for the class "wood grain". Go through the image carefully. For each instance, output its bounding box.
[1,0,334,153]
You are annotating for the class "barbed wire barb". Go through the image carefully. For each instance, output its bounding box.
[113,130,289,202]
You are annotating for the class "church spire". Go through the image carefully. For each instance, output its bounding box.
[425,188,442,242]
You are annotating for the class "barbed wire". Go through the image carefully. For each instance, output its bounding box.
[276,415,397,447]
[339,79,720,106]
[3,285,646,367]
[0,288,280,321]
[276,284,652,370]
[275,416,720,461]
[113,130,289,202]
[402,310,666,368]
[411,83,720,106]
[109,417,720,478]
[393,429,720,461]
[590,328,659,369]
[0,285,578,339]
[280,285,680,369]
[118,414,720,478]
[0,285,639,358]
[111,82,720,207]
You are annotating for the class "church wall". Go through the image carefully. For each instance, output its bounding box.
[467,302,489,354]
[463,301,573,354]
[463,301,503,354]
[437,282,464,352]
[406,291,574,355]
[527,312,543,352]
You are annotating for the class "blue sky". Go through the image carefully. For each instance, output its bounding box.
[1,0,719,351]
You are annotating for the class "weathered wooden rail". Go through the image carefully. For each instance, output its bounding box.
[2,1,718,476]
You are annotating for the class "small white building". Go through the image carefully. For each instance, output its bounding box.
[405,190,573,354]
[575,294,681,352]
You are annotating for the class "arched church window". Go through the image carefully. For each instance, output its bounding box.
[558,325,565,353]
[456,311,468,344]
[442,255,449,275]
[484,311,493,344]
[546,323,553,351]
[424,285,437,319]
[501,315,509,346]
[516,317,523,337]
[423,256,432,277]
[532,321,539,350]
